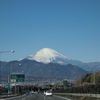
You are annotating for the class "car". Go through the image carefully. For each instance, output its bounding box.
[45,91,52,96]
[44,91,46,95]
[26,92,29,95]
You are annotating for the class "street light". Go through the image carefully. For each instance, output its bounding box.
[0,50,15,53]
[0,50,15,83]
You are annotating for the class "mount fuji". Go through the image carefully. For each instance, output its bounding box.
[0,48,88,80]
[25,48,82,65]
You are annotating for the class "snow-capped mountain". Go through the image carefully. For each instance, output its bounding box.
[25,48,82,65]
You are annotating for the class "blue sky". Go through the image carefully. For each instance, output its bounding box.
[0,0,100,63]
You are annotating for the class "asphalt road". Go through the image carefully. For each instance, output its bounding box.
[0,93,71,100]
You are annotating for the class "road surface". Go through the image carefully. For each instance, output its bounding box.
[0,93,71,100]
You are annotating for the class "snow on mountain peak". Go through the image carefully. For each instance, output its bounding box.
[25,48,71,63]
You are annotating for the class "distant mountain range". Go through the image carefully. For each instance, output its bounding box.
[1,48,100,82]
[0,59,87,82]
[23,48,100,72]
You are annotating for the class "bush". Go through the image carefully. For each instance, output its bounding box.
[80,96,96,100]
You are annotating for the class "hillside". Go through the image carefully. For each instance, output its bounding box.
[0,59,87,82]
[76,71,100,85]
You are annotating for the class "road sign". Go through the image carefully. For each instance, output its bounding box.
[10,74,25,82]
[8,83,10,90]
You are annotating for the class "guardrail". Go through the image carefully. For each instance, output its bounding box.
[54,93,100,98]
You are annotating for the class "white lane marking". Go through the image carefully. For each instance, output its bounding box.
[22,98,26,100]
[54,95,71,100]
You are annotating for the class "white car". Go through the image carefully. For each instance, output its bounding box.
[44,91,46,95]
[45,91,52,96]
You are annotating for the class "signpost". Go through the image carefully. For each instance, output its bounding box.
[10,73,25,94]
[8,76,11,94]
[8,83,10,90]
